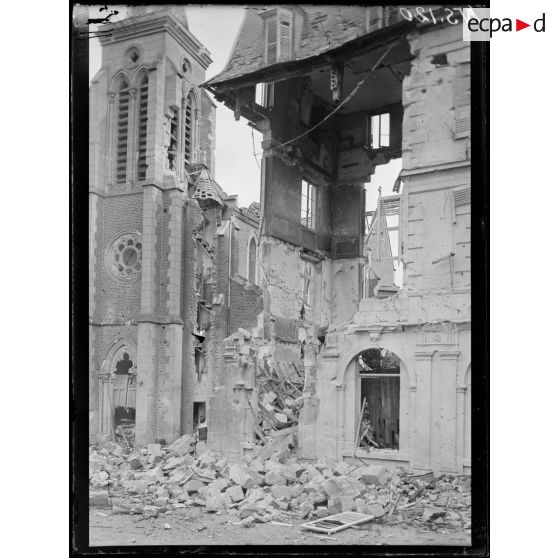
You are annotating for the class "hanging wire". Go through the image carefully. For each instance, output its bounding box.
[252,41,398,157]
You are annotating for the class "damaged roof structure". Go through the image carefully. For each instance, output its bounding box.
[202,5,471,475]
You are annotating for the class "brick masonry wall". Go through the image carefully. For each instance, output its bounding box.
[94,193,143,322]
[230,277,263,333]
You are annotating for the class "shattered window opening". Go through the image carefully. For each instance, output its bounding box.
[358,348,400,451]
[300,179,317,230]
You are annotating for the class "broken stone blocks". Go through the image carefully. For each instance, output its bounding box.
[228,464,255,489]
[226,484,245,503]
[359,465,388,485]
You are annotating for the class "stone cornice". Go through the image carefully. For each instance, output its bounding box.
[99,14,212,70]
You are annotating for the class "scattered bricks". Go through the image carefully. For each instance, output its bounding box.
[265,470,286,486]
[245,488,267,503]
[209,478,230,493]
[328,496,342,515]
[306,465,320,480]
[270,484,291,500]
[197,451,217,468]
[306,473,326,492]
[148,454,162,466]
[89,491,111,508]
[264,391,277,404]
[275,499,289,511]
[422,507,447,522]
[238,327,251,339]
[309,491,328,507]
[298,471,309,484]
[334,461,351,476]
[320,477,342,497]
[154,496,169,506]
[226,485,245,503]
[239,506,259,519]
[128,458,143,470]
[184,479,206,495]
[360,465,388,485]
[340,495,356,512]
[289,484,304,498]
[299,500,315,515]
[124,480,149,494]
[229,464,255,489]
[147,443,161,456]
[163,455,194,470]
[250,458,265,473]
[241,515,256,528]
[206,492,227,513]
[155,487,170,499]
[168,434,195,457]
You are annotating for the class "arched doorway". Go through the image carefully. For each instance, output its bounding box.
[99,339,137,445]
[357,348,401,451]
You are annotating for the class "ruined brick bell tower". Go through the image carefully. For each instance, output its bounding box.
[89,7,216,446]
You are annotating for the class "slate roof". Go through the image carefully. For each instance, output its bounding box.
[205,6,372,87]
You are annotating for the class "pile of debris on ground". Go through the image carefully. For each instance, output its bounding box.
[89,433,471,531]
[256,359,305,437]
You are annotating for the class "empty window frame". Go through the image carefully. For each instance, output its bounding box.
[300,180,317,230]
[137,74,149,181]
[248,238,257,284]
[370,113,390,149]
[115,79,130,184]
[193,402,207,441]
[358,348,400,450]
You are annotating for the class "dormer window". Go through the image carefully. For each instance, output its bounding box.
[264,8,293,65]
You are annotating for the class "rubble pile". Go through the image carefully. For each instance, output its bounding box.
[89,435,471,531]
[256,359,305,435]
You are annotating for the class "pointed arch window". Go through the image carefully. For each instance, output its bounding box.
[248,238,257,284]
[137,74,149,181]
[115,79,130,184]
[184,92,196,171]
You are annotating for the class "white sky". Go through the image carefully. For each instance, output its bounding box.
[88,5,401,209]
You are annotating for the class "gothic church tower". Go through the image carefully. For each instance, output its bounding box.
[89,8,216,445]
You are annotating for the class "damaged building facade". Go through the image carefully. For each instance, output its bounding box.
[204,6,471,474]
[88,8,263,447]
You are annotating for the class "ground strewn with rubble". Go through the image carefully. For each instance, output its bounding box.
[89,435,471,546]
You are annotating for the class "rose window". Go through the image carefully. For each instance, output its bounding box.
[106,233,142,282]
